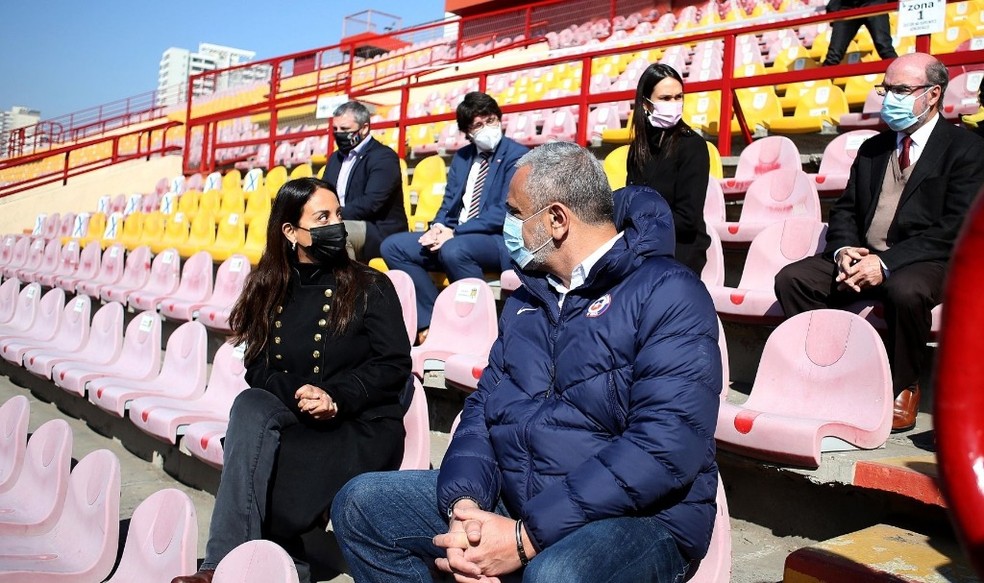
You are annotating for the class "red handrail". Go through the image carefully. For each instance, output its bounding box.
[936,188,984,578]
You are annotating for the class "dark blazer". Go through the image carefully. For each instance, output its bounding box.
[432,137,528,235]
[324,137,408,259]
[245,262,412,532]
[824,116,984,272]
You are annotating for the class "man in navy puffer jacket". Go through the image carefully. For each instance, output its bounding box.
[332,142,722,583]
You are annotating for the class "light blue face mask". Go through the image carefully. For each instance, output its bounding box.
[503,206,551,269]
[880,87,932,132]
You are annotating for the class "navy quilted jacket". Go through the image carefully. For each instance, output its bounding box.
[437,185,722,562]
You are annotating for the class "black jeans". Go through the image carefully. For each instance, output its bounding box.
[824,13,898,65]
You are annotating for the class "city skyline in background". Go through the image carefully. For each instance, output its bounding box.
[0,0,447,120]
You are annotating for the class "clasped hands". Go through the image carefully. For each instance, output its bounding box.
[295,384,338,421]
[418,225,454,251]
[433,499,535,582]
[835,247,884,292]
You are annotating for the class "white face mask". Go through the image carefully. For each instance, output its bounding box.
[471,124,503,152]
[646,100,683,128]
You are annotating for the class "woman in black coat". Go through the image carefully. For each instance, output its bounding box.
[626,63,711,275]
[172,178,412,583]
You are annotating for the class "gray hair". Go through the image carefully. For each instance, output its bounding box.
[333,101,371,127]
[515,141,613,225]
[925,59,949,110]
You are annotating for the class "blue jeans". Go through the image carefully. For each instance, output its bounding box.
[331,470,690,583]
[380,231,508,330]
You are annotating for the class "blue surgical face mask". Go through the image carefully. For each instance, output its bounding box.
[502,206,551,269]
[880,87,932,132]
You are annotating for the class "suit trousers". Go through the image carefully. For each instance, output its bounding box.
[774,254,945,393]
[824,12,898,65]
[381,231,509,330]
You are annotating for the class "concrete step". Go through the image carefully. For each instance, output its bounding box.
[783,524,980,582]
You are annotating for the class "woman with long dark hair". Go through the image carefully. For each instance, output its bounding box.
[627,63,711,275]
[172,177,412,583]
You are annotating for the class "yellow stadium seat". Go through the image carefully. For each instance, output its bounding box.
[118,212,145,251]
[152,212,190,255]
[243,188,272,226]
[242,213,269,265]
[177,190,202,220]
[766,84,849,134]
[684,91,721,135]
[734,63,767,79]
[217,189,246,223]
[931,24,974,54]
[177,211,217,258]
[369,257,389,272]
[222,169,242,192]
[136,212,166,250]
[842,74,883,107]
[198,190,221,219]
[963,108,984,129]
[77,212,107,248]
[603,146,629,190]
[266,166,288,196]
[411,185,447,232]
[779,80,833,111]
[407,155,447,212]
[290,163,313,179]
[407,125,437,152]
[709,87,783,135]
[807,29,832,61]
[706,141,724,180]
[210,213,247,262]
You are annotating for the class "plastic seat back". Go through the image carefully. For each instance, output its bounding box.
[117,212,145,250]
[167,250,214,306]
[242,214,268,264]
[242,168,263,193]
[727,136,802,187]
[0,395,29,494]
[210,214,246,261]
[22,239,61,281]
[0,235,18,266]
[0,418,73,535]
[701,227,725,287]
[101,211,125,246]
[12,295,93,366]
[703,178,725,226]
[735,168,821,228]
[2,287,65,344]
[218,189,245,219]
[0,279,19,326]
[177,191,201,219]
[110,245,153,292]
[412,279,498,375]
[12,238,46,278]
[104,489,197,583]
[688,477,733,582]
[1,282,42,335]
[54,241,101,292]
[208,256,251,307]
[603,145,629,190]
[264,167,287,196]
[212,540,300,583]
[399,377,431,470]
[738,218,827,290]
[1,237,30,277]
[385,270,417,344]
[40,240,81,286]
[203,172,222,192]
[129,249,181,311]
[94,244,127,285]
[813,130,878,190]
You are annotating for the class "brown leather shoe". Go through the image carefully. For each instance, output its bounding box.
[892,384,920,433]
[171,569,215,583]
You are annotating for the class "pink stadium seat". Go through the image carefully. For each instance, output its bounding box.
[36,240,80,288]
[1,296,91,366]
[76,244,126,298]
[703,178,726,229]
[718,136,801,196]
[838,89,885,130]
[537,108,577,143]
[0,283,42,338]
[52,242,101,293]
[0,280,19,327]
[688,477,733,582]
[715,309,893,468]
[808,130,877,195]
[444,353,487,393]
[0,287,64,352]
[183,421,228,469]
[23,302,123,380]
[53,213,76,241]
[709,218,827,323]
[17,239,60,283]
[196,255,251,334]
[587,104,622,143]
[385,270,417,344]
[410,278,498,378]
[128,342,248,444]
[0,395,29,495]
[51,310,162,397]
[499,269,521,292]
[0,236,18,268]
[942,71,984,119]
[127,248,182,312]
[139,193,161,214]
[211,540,300,583]
[715,168,821,245]
[701,226,725,287]
[0,237,31,279]
[158,251,215,322]
[0,419,72,536]
[88,321,208,417]
[154,177,169,195]
[103,489,197,583]
[0,449,120,583]
[3,238,44,280]
[99,245,153,304]
[399,377,431,470]
[185,173,204,191]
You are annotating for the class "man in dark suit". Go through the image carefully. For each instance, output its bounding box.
[775,53,984,432]
[322,101,406,261]
[381,92,528,340]
[823,0,897,66]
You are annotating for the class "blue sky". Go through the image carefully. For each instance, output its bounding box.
[0,0,447,119]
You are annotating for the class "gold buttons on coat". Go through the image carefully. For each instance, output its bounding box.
[274,337,281,344]
[275,354,283,360]
[322,304,330,312]
[318,319,327,327]
[314,333,322,341]
[275,321,282,328]
[313,366,320,373]
[313,350,321,358]
[324,289,333,297]
[276,306,283,314]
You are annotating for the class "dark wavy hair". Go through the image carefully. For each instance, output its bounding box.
[628,63,692,171]
[456,92,503,133]
[229,177,372,363]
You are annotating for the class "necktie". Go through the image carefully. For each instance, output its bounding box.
[899,135,912,171]
[467,153,491,221]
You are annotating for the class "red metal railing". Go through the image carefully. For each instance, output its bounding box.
[0,120,182,198]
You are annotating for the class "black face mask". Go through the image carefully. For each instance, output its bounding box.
[297,223,348,265]
[333,129,364,153]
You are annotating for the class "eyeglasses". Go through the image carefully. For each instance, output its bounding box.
[467,116,500,134]
[874,84,934,97]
